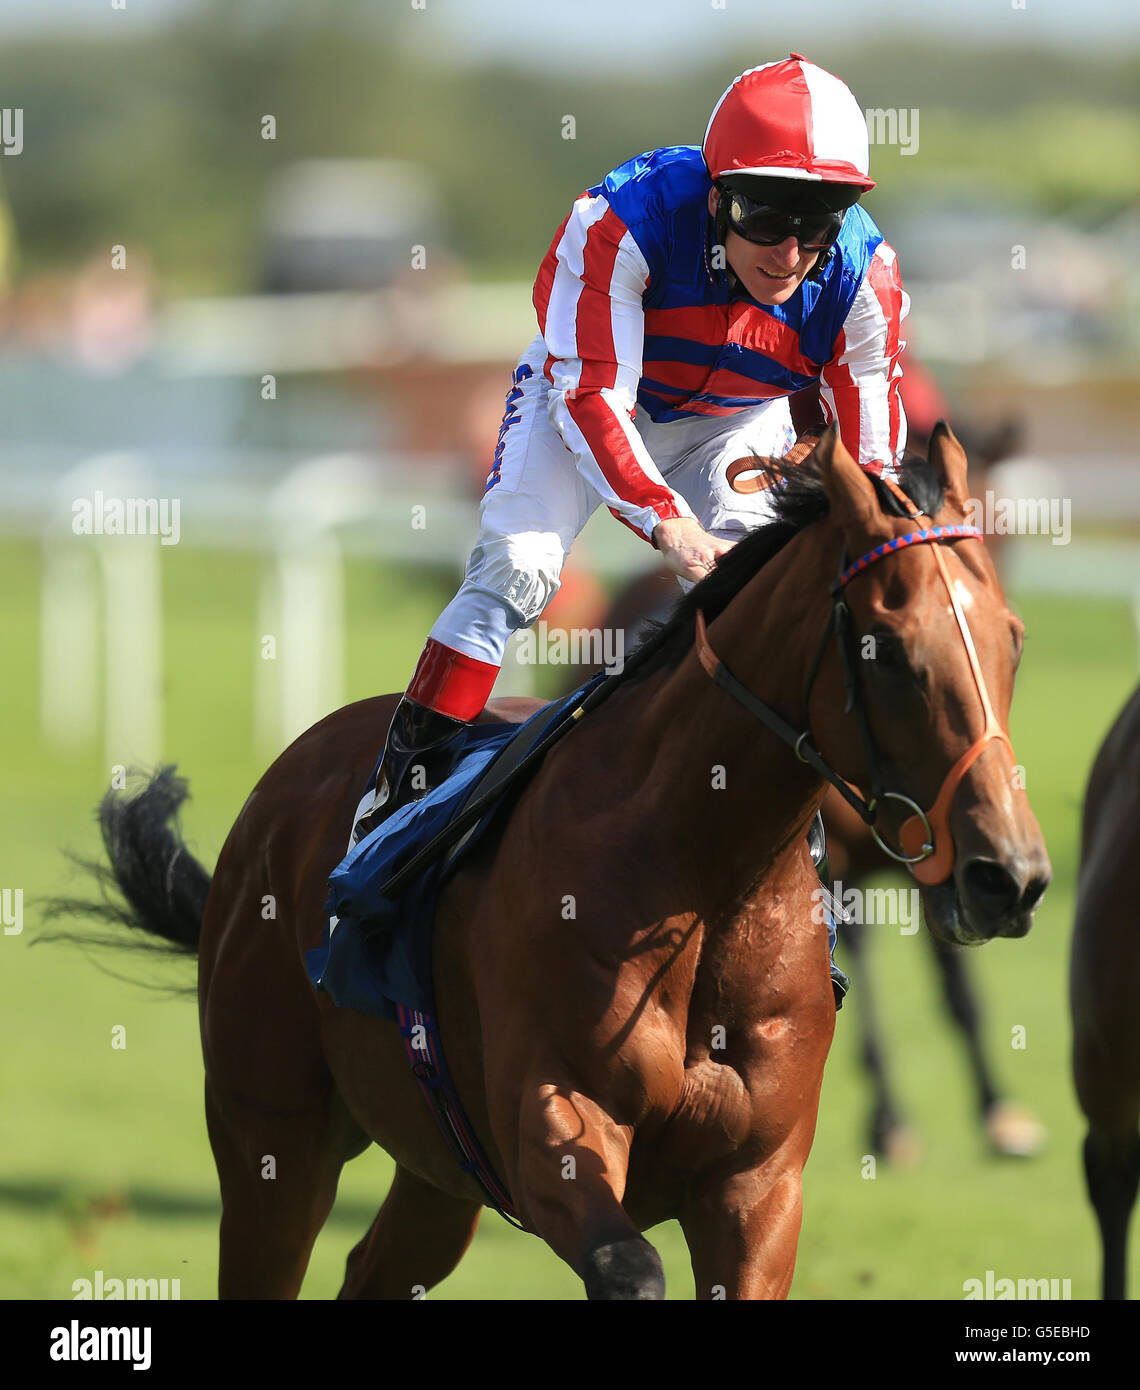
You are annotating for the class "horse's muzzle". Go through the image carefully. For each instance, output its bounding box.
[960,854,1051,938]
[925,849,1051,945]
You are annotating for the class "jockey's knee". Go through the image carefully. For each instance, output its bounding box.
[464,538,564,628]
[431,538,565,668]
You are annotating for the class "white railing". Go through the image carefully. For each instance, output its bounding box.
[9,446,1140,768]
[13,447,649,764]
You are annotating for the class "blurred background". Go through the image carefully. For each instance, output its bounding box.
[2,0,1139,1299]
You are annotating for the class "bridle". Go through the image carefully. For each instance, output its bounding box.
[693,481,1016,886]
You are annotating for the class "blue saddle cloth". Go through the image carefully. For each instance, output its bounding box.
[305,687,595,1021]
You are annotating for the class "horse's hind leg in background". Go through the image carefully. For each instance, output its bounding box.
[929,933,998,1115]
[840,919,917,1161]
[337,1164,482,1299]
[928,932,1044,1155]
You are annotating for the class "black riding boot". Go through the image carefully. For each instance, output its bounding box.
[352,697,470,844]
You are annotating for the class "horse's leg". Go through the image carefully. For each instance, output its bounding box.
[929,933,1044,1154]
[679,1144,811,1299]
[842,918,917,1162]
[512,1079,664,1300]
[1072,891,1140,1297]
[1075,1026,1140,1302]
[202,867,371,1300]
[337,1164,482,1300]
[205,1079,364,1299]
[1082,1122,1140,1301]
[928,934,999,1112]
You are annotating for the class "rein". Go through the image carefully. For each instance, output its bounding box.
[693,483,1015,887]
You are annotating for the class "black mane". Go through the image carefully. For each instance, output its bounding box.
[616,449,944,687]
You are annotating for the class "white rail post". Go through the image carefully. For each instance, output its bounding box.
[258,455,378,753]
[43,453,163,771]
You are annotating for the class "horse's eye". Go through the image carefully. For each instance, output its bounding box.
[869,629,906,671]
[864,628,926,699]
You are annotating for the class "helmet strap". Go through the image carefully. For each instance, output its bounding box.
[805,246,833,283]
[710,193,731,279]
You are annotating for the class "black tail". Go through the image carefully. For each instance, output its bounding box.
[39,766,212,990]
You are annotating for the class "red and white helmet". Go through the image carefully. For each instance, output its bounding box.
[703,54,874,191]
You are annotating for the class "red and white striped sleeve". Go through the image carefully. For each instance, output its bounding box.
[533,192,693,542]
[819,241,910,481]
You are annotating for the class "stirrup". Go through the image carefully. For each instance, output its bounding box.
[807,810,827,871]
[350,776,393,846]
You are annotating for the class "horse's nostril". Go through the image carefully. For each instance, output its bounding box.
[1021,875,1049,914]
[963,858,1021,916]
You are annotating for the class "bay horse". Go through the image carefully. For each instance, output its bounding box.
[1071,682,1140,1299]
[552,411,1039,1163]
[56,423,1050,1298]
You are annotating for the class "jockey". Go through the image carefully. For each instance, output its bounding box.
[354,53,909,843]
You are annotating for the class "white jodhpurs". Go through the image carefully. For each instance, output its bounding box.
[430,334,798,666]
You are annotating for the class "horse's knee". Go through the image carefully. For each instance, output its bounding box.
[581,1235,665,1301]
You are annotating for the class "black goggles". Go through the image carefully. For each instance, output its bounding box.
[722,188,846,252]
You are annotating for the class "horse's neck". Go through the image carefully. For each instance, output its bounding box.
[627,532,834,915]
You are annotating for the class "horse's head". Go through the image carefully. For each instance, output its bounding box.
[809,422,1051,945]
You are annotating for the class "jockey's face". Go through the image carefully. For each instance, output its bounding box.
[708,186,819,306]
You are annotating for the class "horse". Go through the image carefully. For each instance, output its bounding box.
[53,422,1050,1299]
[550,413,1040,1164]
[1071,682,1140,1299]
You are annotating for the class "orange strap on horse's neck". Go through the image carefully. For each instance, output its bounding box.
[881,479,1015,885]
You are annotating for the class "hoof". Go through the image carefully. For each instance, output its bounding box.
[985,1100,1046,1157]
[582,1237,665,1300]
[882,1122,923,1168]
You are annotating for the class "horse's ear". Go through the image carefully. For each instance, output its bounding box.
[812,423,889,540]
[928,420,971,518]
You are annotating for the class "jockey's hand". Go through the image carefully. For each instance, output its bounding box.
[652,516,735,583]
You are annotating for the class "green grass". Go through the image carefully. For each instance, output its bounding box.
[1,535,1136,1299]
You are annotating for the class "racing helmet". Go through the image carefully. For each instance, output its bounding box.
[704,54,875,191]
